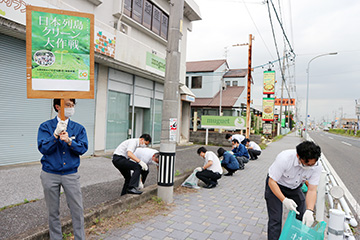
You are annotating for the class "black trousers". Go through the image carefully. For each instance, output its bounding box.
[264,176,306,240]
[196,169,221,185]
[112,154,143,195]
[248,149,261,159]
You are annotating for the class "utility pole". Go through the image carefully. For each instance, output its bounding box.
[157,0,184,203]
[245,34,254,139]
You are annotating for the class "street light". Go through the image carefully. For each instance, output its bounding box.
[305,52,337,139]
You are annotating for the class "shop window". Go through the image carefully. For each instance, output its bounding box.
[191,76,202,89]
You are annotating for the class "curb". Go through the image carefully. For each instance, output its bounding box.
[10,172,191,240]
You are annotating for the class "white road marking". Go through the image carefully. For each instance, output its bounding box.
[329,137,334,139]
[341,141,352,146]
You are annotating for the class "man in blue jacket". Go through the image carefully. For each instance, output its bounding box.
[217,147,239,176]
[231,138,250,164]
[37,99,88,240]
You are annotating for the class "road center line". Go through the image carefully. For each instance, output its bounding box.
[341,141,352,146]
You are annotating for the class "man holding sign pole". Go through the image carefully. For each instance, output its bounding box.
[37,98,88,240]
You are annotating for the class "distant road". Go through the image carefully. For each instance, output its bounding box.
[309,131,360,204]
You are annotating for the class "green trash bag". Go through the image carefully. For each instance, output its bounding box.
[301,183,308,193]
[279,210,327,240]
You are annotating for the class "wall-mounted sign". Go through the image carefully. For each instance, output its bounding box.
[169,118,177,142]
[275,98,296,106]
[146,52,166,76]
[262,98,275,121]
[26,6,94,99]
[263,71,275,94]
[201,116,246,130]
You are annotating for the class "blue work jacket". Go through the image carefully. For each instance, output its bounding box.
[222,151,240,170]
[37,117,88,175]
[232,144,250,159]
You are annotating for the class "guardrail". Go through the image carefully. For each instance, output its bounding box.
[306,133,359,239]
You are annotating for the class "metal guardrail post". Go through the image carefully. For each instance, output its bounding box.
[316,170,327,221]
[328,209,345,240]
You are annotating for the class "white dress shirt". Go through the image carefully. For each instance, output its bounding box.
[113,138,140,158]
[232,134,245,143]
[268,149,322,189]
[249,141,261,152]
[204,151,223,174]
[134,148,158,166]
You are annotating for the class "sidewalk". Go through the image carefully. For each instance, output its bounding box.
[0,132,301,240]
[96,132,302,240]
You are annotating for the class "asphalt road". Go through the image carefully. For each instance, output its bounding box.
[309,131,360,204]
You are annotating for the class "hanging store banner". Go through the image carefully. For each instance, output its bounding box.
[262,98,275,121]
[263,71,275,94]
[26,6,94,99]
[201,116,246,130]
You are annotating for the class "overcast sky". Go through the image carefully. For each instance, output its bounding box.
[186,0,360,123]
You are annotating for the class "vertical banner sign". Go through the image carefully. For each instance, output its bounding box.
[26,6,94,99]
[263,71,275,94]
[263,98,275,121]
[169,118,177,142]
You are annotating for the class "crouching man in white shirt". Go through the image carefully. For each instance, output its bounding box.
[265,141,322,240]
[134,148,159,189]
[196,147,223,189]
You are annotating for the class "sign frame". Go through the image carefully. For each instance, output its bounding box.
[263,71,275,94]
[26,5,94,99]
[201,115,246,130]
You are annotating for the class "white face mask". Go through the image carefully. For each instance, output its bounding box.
[65,107,75,118]
[300,162,312,170]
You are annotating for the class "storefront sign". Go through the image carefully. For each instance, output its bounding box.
[146,52,166,76]
[201,116,246,130]
[275,98,296,106]
[263,123,272,135]
[26,6,94,98]
[263,71,275,94]
[263,98,275,121]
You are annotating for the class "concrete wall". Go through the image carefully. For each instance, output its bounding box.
[189,131,262,147]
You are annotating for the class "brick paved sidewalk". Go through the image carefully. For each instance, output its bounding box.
[97,132,302,240]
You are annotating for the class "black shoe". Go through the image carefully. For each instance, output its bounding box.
[224,172,233,176]
[127,187,143,195]
[203,183,216,189]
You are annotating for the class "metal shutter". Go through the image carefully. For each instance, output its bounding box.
[0,34,96,166]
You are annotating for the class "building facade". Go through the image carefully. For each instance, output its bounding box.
[0,0,200,166]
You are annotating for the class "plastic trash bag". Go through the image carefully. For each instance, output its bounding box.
[279,210,327,240]
[181,169,200,189]
[301,183,308,193]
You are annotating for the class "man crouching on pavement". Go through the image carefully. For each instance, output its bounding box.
[265,141,322,240]
[196,147,223,188]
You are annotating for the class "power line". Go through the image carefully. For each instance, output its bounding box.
[240,0,275,60]
[268,0,295,55]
